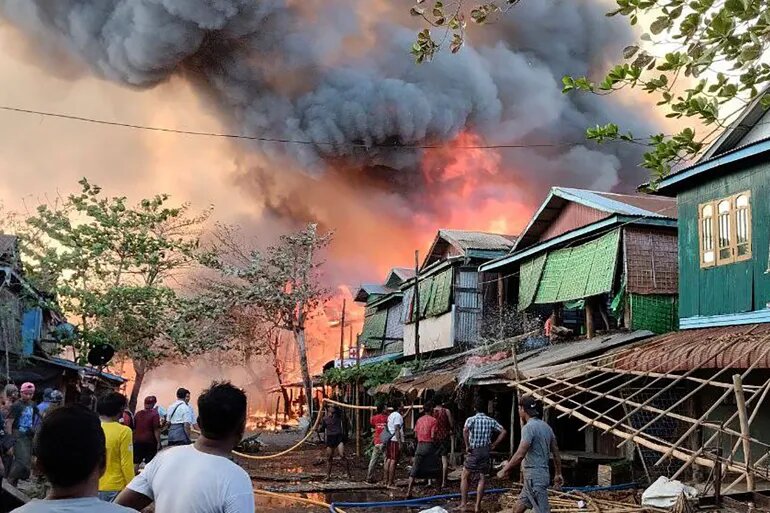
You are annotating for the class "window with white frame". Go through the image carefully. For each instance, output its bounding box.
[699,191,752,268]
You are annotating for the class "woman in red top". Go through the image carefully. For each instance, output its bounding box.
[406,402,440,498]
[433,396,455,488]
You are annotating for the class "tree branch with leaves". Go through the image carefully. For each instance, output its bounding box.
[412,0,770,183]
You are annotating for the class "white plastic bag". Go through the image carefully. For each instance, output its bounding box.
[419,508,448,513]
[641,476,698,508]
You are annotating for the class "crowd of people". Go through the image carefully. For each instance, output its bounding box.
[317,394,562,513]
[1,381,253,513]
[0,377,562,513]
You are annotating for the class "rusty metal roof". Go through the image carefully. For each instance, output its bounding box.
[610,323,770,372]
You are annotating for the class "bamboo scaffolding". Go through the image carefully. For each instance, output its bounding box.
[588,365,762,392]
[569,340,733,424]
[669,378,770,481]
[654,349,770,466]
[617,343,761,447]
[513,381,751,474]
[515,375,769,480]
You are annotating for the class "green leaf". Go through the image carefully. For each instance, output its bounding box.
[650,16,671,35]
[623,45,639,59]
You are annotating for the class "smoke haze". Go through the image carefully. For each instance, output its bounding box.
[0,0,668,386]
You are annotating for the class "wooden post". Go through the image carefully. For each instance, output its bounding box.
[498,273,505,340]
[733,374,755,491]
[355,379,361,457]
[585,299,595,339]
[510,393,518,456]
[274,395,280,429]
[414,250,421,358]
[339,299,346,366]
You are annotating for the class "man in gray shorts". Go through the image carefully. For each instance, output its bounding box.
[497,395,563,513]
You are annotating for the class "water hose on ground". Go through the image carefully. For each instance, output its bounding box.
[327,483,639,512]
[254,489,347,513]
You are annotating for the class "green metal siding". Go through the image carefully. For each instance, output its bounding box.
[678,162,770,318]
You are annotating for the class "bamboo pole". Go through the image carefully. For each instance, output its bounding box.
[562,343,716,423]
[654,350,770,466]
[733,374,754,492]
[670,378,770,481]
[512,381,739,472]
[616,341,756,445]
[585,300,595,339]
[589,365,762,391]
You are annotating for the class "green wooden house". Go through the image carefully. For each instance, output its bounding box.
[653,96,770,328]
[480,187,679,336]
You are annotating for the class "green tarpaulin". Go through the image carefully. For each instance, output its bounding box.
[518,254,547,311]
[360,310,387,349]
[630,294,678,334]
[525,230,620,306]
[427,269,453,317]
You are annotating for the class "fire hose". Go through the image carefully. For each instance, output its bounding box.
[195,397,422,460]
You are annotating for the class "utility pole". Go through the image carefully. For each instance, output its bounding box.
[339,298,346,367]
[414,250,421,358]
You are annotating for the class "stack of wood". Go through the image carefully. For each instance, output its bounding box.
[498,487,669,513]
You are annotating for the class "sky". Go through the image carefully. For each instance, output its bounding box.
[0,0,690,393]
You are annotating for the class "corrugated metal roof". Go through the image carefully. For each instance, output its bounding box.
[610,323,770,372]
[0,234,19,267]
[470,330,654,382]
[439,229,516,252]
[512,188,677,253]
[354,283,397,303]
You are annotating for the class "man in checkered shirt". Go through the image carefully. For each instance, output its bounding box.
[460,397,507,513]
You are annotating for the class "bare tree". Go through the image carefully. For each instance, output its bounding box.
[200,223,332,419]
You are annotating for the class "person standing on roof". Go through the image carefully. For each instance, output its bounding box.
[166,388,195,446]
[459,397,508,513]
[6,382,41,486]
[497,395,563,513]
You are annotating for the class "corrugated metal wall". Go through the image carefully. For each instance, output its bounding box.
[539,202,606,242]
[455,268,481,344]
[0,285,22,356]
[623,227,678,294]
[385,302,403,339]
[677,162,770,317]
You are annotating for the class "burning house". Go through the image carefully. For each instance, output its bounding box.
[480,187,679,338]
[401,230,516,357]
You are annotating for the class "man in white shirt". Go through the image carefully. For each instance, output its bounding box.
[166,388,195,446]
[116,382,254,513]
[384,400,405,489]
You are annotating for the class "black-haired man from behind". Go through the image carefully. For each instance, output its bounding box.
[116,382,254,513]
[11,405,133,513]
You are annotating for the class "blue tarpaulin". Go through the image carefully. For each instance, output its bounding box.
[21,307,42,356]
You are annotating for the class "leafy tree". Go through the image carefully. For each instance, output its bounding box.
[201,223,333,419]
[21,179,214,410]
[411,0,770,182]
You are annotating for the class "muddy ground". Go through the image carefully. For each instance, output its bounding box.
[241,430,511,512]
